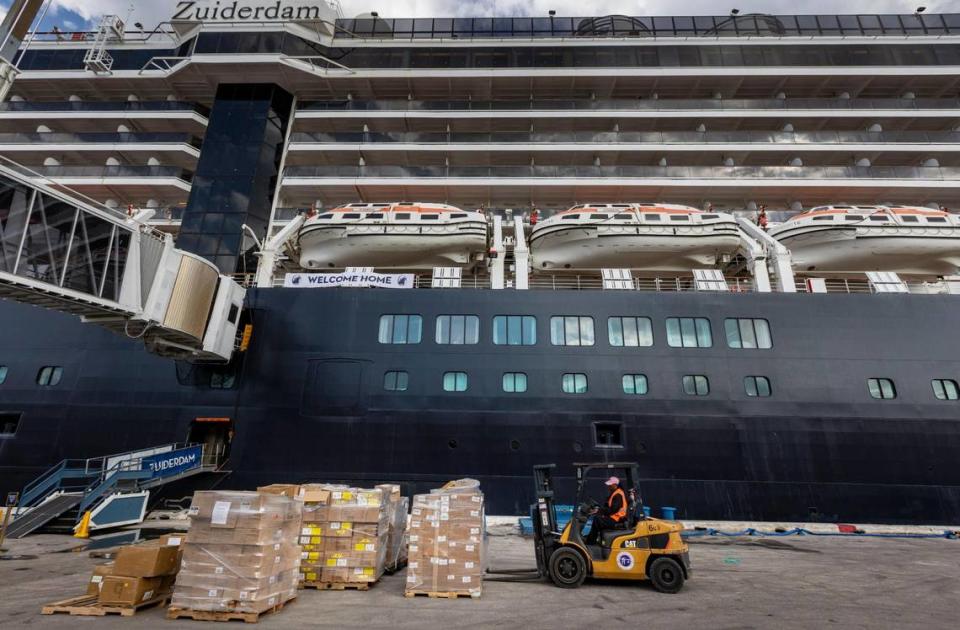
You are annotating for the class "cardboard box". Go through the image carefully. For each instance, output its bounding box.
[98,576,164,606]
[113,543,180,578]
[258,484,303,498]
[171,490,302,614]
[86,564,114,596]
[405,480,485,597]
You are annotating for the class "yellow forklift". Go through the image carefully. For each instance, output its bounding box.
[529,462,691,592]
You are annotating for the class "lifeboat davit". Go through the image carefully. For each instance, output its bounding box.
[768,205,960,276]
[528,203,741,272]
[298,202,488,270]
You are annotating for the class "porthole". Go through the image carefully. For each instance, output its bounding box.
[510,439,521,451]
[447,439,458,449]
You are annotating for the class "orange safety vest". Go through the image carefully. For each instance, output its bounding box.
[607,487,627,522]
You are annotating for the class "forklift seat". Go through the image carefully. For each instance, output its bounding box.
[600,527,628,547]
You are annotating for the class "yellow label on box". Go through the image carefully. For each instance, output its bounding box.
[302,551,321,561]
[354,543,375,552]
[354,567,374,577]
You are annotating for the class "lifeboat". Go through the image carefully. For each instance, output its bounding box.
[298,202,488,270]
[768,205,960,276]
[528,203,741,272]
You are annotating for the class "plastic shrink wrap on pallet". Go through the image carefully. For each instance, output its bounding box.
[405,479,485,597]
[170,491,301,613]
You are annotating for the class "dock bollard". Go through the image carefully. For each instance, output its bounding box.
[661,506,677,520]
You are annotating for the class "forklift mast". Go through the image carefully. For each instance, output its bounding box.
[533,464,558,535]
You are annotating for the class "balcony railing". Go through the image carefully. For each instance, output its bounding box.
[290,130,960,146]
[283,164,960,180]
[334,13,960,40]
[0,132,202,148]
[299,97,960,113]
[0,100,210,116]
[237,272,960,295]
[33,165,194,181]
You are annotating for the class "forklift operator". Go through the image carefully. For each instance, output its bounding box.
[586,476,628,544]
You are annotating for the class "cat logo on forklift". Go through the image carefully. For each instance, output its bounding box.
[616,551,634,570]
[624,539,637,548]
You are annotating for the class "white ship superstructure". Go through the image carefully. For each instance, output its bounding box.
[1,8,960,283]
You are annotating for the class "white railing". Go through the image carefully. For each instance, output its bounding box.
[230,271,960,295]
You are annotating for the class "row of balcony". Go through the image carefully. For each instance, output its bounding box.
[281,164,960,180]
[33,165,194,181]
[0,100,209,115]
[0,132,202,147]
[298,97,960,113]
[289,130,960,146]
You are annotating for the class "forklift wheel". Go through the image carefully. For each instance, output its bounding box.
[648,557,685,594]
[548,547,587,588]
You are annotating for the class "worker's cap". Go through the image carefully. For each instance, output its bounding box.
[604,476,620,486]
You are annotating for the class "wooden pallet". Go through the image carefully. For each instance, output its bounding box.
[404,590,481,600]
[301,581,373,591]
[41,593,170,617]
[166,597,294,624]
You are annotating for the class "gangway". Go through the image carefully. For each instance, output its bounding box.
[7,443,219,538]
[0,161,245,361]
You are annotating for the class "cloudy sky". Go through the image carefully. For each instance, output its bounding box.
[0,0,954,32]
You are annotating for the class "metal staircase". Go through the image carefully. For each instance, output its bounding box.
[7,443,218,538]
[83,15,124,74]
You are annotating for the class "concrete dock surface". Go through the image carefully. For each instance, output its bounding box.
[1,532,957,629]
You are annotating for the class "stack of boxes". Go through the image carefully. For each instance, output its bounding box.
[405,480,485,598]
[88,535,182,607]
[296,484,391,586]
[170,491,301,615]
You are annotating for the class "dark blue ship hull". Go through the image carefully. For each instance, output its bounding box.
[1,287,958,524]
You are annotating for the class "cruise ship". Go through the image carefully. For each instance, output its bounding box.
[1,2,959,530]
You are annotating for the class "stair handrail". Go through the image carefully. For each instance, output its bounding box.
[79,441,192,477]
[76,442,206,517]
[19,458,95,508]
[19,442,199,512]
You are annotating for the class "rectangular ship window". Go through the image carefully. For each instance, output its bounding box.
[666,318,712,348]
[744,376,772,397]
[622,374,648,395]
[562,373,588,394]
[868,378,897,400]
[594,422,624,448]
[443,371,468,392]
[435,315,480,345]
[493,315,536,345]
[0,366,7,385]
[932,379,959,400]
[37,366,63,387]
[378,315,423,344]
[608,316,653,347]
[682,375,710,396]
[725,318,772,349]
[383,370,409,392]
[550,316,595,346]
[502,372,527,393]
